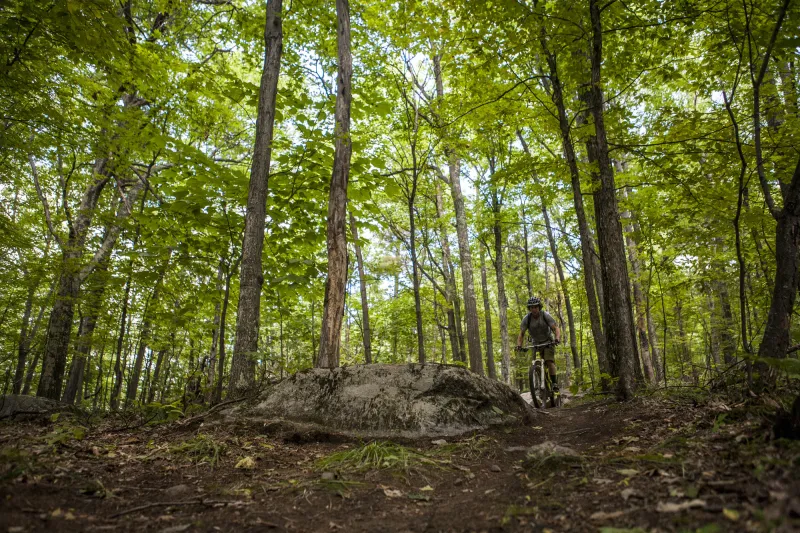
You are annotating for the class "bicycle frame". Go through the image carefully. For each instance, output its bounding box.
[522,341,559,408]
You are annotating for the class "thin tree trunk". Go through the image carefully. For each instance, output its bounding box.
[206,258,223,402]
[317,0,352,369]
[518,131,580,382]
[620,186,655,383]
[521,204,532,297]
[586,0,640,398]
[435,181,464,363]
[492,193,511,384]
[214,255,240,404]
[110,262,133,410]
[480,249,496,379]
[230,0,283,395]
[13,283,35,394]
[433,54,482,375]
[349,213,372,363]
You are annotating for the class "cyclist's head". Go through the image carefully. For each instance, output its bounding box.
[526,297,542,312]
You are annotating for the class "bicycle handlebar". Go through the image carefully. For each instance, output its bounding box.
[516,340,557,351]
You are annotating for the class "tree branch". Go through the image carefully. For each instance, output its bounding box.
[29,154,64,248]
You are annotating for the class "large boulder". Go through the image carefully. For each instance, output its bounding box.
[237,364,539,439]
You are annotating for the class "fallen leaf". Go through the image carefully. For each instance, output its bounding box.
[616,469,639,477]
[431,439,447,446]
[723,508,740,521]
[420,485,434,492]
[590,510,626,520]
[621,488,638,501]
[235,457,255,470]
[383,488,403,498]
[624,446,641,453]
[656,499,706,513]
[593,478,614,485]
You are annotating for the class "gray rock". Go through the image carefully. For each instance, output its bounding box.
[320,472,335,481]
[490,464,501,472]
[526,441,579,459]
[243,364,539,439]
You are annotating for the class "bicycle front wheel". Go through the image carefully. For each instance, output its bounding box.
[528,366,542,408]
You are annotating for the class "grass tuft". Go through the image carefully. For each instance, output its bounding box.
[169,433,226,467]
[316,441,439,473]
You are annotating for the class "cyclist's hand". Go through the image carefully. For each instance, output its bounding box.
[554,339,561,346]
[514,345,523,352]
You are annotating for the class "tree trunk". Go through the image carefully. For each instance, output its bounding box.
[521,204,532,297]
[110,262,133,410]
[317,0,352,369]
[586,0,640,399]
[349,213,372,363]
[13,284,35,395]
[480,249,496,379]
[620,186,655,383]
[758,157,800,364]
[206,258,223,402]
[435,181,464,363]
[518,131,580,382]
[213,256,238,404]
[433,54,483,375]
[62,260,110,404]
[540,38,609,380]
[492,195,511,384]
[230,0,283,396]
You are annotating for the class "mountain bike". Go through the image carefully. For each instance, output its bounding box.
[519,340,561,409]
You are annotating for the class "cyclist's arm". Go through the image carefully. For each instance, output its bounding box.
[516,330,524,348]
[551,323,561,343]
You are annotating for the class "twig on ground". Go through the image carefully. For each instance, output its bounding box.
[559,428,591,436]
[110,498,242,518]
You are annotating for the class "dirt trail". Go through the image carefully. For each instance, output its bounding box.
[1,395,798,532]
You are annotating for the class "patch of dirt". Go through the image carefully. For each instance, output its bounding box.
[1,394,798,532]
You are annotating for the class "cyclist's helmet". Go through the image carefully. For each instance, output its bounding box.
[526,297,542,309]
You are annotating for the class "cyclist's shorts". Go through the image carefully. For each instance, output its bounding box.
[537,347,555,362]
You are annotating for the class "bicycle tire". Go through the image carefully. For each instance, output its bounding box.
[528,366,542,408]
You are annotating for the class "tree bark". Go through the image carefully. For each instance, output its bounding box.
[230,0,283,395]
[349,214,372,363]
[213,254,239,404]
[433,54,483,375]
[620,186,655,383]
[540,37,609,380]
[518,131,580,382]
[480,249,496,379]
[491,191,511,384]
[758,157,800,363]
[587,0,640,399]
[110,258,133,410]
[317,0,352,369]
[521,204,532,297]
[435,181,465,363]
[62,259,110,404]
[205,258,223,402]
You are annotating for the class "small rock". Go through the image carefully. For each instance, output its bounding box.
[526,441,579,459]
[164,484,192,499]
[321,472,335,481]
[454,478,463,486]
[490,464,501,472]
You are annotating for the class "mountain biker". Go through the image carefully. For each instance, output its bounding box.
[516,297,561,394]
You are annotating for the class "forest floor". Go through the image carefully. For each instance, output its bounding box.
[1,390,799,533]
